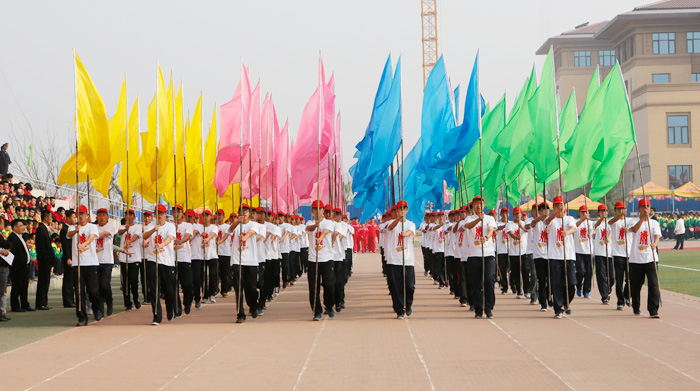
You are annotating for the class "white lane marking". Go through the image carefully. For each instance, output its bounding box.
[660,320,700,336]
[567,317,700,385]
[489,320,575,391]
[25,335,141,391]
[659,264,700,272]
[292,320,326,390]
[405,319,436,391]
[158,328,237,391]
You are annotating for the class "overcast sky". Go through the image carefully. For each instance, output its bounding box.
[1,0,642,175]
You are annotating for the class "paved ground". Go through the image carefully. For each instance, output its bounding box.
[2,252,700,391]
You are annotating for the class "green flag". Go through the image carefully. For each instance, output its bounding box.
[26,145,33,166]
[588,63,636,200]
[585,65,600,107]
[546,90,578,185]
[562,67,601,163]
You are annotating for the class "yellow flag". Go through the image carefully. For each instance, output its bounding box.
[58,52,111,185]
[164,84,186,206]
[118,97,140,207]
[185,94,203,208]
[203,108,217,209]
[92,77,128,198]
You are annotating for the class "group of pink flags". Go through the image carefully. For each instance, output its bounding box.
[214,56,344,214]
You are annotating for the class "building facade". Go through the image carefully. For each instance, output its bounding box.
[537,0,700,196]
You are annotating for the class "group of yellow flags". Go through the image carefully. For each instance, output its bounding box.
[58,52,251,216]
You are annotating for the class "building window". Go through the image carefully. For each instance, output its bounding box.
[653,33,676,54]
[668,115,689,145]
[669,165,692,189]
[692,73,700,82]
[574,51,591,67]
[653,73,670,83]
[628,36,635,58]
[599,50,616,66]
[688,32,700,53]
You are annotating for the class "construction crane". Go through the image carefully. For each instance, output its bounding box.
[421,0,438,89]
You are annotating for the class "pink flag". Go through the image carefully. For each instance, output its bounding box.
[275,119,289,212]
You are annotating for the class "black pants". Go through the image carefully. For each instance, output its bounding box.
[35,258,52,308]
[509,255,530,295]
[290,251,300,280]
[218,256,231,294]
[257,262,266,310]
[307,261,335,316]
[388,264,415,316]
[231,264,258,319]
[120,262,140,308]
[424,248,432,274]
[457,260,469,305]
[550,259,575,314]
[446,256,458,294]
[333,260,346,307]
[62,259,76,307]
[613,256,630,306]
[10,263,30,310]
[147,262,176,323]
[73,265,100,322]
[191,259,204,303]
[262,259,275,300]
[97,264,113,313]
[575,253,593,294]
[467,256,496,315]
[534,258,550,309]
[177,262,194,313]
[629,262,660,315]
[497,253,509,293]
[674,234,684,250]
[140,260,147,299]
[594,256,614,301]
[205,258,219,297]
[301,248,309,272]
[432,252,446,286]
[345,249,352,278]
[281,252,291,284]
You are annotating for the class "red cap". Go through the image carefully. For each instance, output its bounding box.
[538,202,549,209]
[144,210,153,217]
[278,211,286,217]
[638,199,651,208]
[614,201,625,209]
[272,212,277,218]
[396,200,408,208]
[472,195,484,202]
[96,208,108,214]
[203,209,213,216]
[186,209,195,217]
[324,205,332,211]
[335,207,342,213]
[598,204,608,211]
[230,212,238,218]
[311,200,324,208]
[256,207,265,212]
[174,205,184,211]
[343,214,348,218]
[579,205,588,212]
[78,205,88,214]
[240,203,251,210]
[390,204,398,211]
[500,207,509,213]
[512,207,522,214]
[155,204,167,213]
[125,209,135,215]
[553,196,564,204]
[488,209,496,215]
[217,209,225,215]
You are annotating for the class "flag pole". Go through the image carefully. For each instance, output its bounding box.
[476,52,486,316]
[154,66,161,322]
[123,77,130,306]
[141,180,146,304]
[73,50,84,321]
[620,171,631,307]
[173,73,180,316]
[312,52,322,317]
[237,62,245,316]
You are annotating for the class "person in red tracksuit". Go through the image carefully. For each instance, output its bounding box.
[358,224,368,253]
[367,220,377,252]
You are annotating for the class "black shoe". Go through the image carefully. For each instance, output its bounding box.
[486,312,494,319]
[0,315,10,322]
[95,311,104,321]
[468,305,474,312]
[135,301,142,309]
[167,312,174,321]
[650,313,660,319]
[475,314,483,319]
[125,306,133,311]
[64,304,76,308]
[76,319,88,327]
[406,308,413,316]
[37,306,51,311]
[328,309,335,318]
[235,318,245,324]
[633,310,641,315]
[11,308,26,313]
[195,301,202,309]
[107,304,114,316]
[565,308,572,315]
[335,305,341,313]
[312,314,322,321]
[25,307,37,312]
[184,306,191,315]
[251,310,258,319]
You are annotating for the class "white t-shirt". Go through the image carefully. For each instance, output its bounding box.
[190,223,204,260]
[202,224,219,260]
[292,225,302,252]
[531,220,549,259]
[96,223,116,265]
[301,224,309,248]
[254,222,267,264]
[279,223,293,253]
[72,223,100,267]
[505,222,526,256]
[217,223,231,256]
[547,216,577,261]
[332,221,346,260]
[456,221,467,260]
[265,223,280,260]
[419,222,427,246]
[594,221,612,257]
[150,222,177,267]
[346,224,354,250]
[386,220,416,266]
[464,215,497,258]
[144,222,157,261]
[496,221,510,255]
[175,222,193,263]
[433,225,445,253]
[230,221,259,266]
[307,218,335,262]
[628,218,661,264]
[610,219,633,257]
[523,217,534,255]
[574,220,595,255]
[122,224,142,264]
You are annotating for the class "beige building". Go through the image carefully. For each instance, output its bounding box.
[537,0,700,195]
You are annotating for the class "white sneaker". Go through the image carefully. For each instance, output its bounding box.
[210,296,216,303]
[202,298,209,304]
[525,293,531,299]
[540,307,548,312]
[151,321,160,326]
[516,294,522,299]
[88,308,93,315]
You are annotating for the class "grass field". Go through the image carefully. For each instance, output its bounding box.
[657,250,700,298]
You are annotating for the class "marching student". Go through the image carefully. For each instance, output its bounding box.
[343,215,354,279]
[608,201,632,310]
[202,210,219,303]
[300,215,309,275]
[253,207,267,315]
[263,210,280,303]
[95,208,117,316]
[66,205,101,326]
[215,209,232,298]
[331,207,347,312]
[118,209,142,310]
[289,213,301,282]
[530,203,551,311]
[142,205,177,325]
[463,196,497,319]
[229,203,260,323]
[430,212,447,289]
[505,207,529,299]
[445,211,458,298]
[593,205,613,304]
[627,199,661,318]
[523,208,537,304]
[495,207,510,295]
[574,205,595,299]
[174,207,194,315]
[305,200,336,321]
[189,210,205,308]
[454,206,470,307]
[418,214,430,277]
[141,211,154,304]
[279,212,293,288]
[385,201,416,319]
[545,196,577,319]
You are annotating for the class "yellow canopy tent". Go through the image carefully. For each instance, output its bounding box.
[673,182,700,198]
[519,196,552,212]
[629,181,672,196]
[566,194,602,211]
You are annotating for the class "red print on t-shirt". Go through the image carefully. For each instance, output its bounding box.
[639,230,649,246]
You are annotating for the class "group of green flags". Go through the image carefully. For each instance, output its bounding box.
[453,48,635,209]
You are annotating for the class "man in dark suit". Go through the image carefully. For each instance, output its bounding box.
[8,220,35,312]
[0,218,11,321]
[60,210,77,308]
[35,210,54,310]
